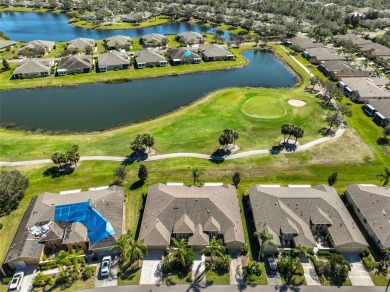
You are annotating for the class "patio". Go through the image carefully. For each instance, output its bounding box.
[313,232,332,248]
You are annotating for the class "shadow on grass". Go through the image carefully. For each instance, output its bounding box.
[135,193,147,239]
[129,180,145,190]
[242,195,260,259]
[377,137,389,146]
[43,166,74,178]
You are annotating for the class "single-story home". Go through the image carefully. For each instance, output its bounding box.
[303,47,345,64]
[198,44,234,61]
[104,35,132,50]
[364,99,390,127]
[358,43,390,59]
[177,31,204,45]
[338,77,390,102]
[67,38,95,52]
[345,184,390,249]
[139,33,168,48]
[166,48,201,65]
[0,40,17,52]
[139,183,245,250]
[121,11,151,23]
[19,40,55,56]
[98,51,130,72]
[12,58,54,79]
[333,34,372,46]
[134,49,167,68]
[285,37,324,51]
[57,55,93,76]
[249,185,367,254]
[4,186,124,270]
[318,60,369,81]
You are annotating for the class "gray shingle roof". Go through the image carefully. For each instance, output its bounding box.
[367,99,390,117]
[167,48,201,61]
[346,185,390,247]
[320,61,369,78]
[198,44,233,58]
[58,55,92,70]
[341,77,390,99]
[140,33,167,44]
[334,35,372,46]
[0,40,17,50]
[177,31,203,44]
[5,186,124,265]
[139,184,245,248]
[67,38,95,51]
[13,59,50,75]
[287,37,324,49]
[20,40,55,51]
[134,49,167,64]
[359,43,390,57]
[249,185,367,249]
[98,51,129,67]
[105,35,132,48]
[305,47,346,62]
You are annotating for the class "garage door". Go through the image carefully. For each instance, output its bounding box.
[14,261,27,269]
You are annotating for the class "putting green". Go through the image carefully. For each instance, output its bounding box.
[241,94,288,119]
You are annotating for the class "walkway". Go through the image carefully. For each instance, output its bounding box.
[300,257,320,286]
[279,45,313,76]
[139,250,163,285]
[192,250,206,284]
[0,128,345,166]
[229,251,243,285]
[342,253,374,287]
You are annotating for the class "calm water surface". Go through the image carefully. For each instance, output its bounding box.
[0,11,231,41]
[0,51,297,132]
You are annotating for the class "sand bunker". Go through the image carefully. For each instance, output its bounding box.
[288,99,307,107]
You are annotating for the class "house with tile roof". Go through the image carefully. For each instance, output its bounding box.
[4,186,124,270]
[57,55,93,76]
[249,185,367,254]
[139,183,245,250]
[346,184,390,249]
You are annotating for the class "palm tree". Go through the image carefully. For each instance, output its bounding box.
[192,168,203,186]
[254,229,275,261]
[111,230,132,267]
[309,76,318,91]
[54,250,70,277]
[170,238,193,269]
[129,238,148,264]
[377,168,390,186]
[293,126,304,145]
[68,249,85,273]
[200,237,226,267]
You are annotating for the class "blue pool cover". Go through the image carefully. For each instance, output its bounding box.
[54,202,115,244]
[184,50,192,57]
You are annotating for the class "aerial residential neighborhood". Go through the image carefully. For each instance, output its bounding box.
[1,0,390,291]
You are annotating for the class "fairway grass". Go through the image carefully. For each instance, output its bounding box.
[0,87,324,161]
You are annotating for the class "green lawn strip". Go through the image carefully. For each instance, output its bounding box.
[205,270,230,285]
[0,45,247,90]
[162,270,192,285]
[0,87,324,161]
[70,16,170,30]
[369,272,389,286]
[117,267,141,285]
[31,277,95,292]
[321,277,352,286]
[0,6,64,13]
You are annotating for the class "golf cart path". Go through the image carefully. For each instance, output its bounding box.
[279,45,314,76]
[0,128,344,166]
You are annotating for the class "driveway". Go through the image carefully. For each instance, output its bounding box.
[140,249,164,285]
[19,266,38,292]
[229,250,243,285]
[300,257,320,285]
[342,253,374,286]
[192,250,206,284]
[95,262,117,288]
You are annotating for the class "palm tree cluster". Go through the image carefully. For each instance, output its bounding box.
[280,124,304,145]
[130,133,155,154]
[218,129,239,150]
[54,249,86,284]
[51,145,80,168]
[112,230,148,272]
[192,168,204,186]
[254,229,276,261]
[162,238,195,273]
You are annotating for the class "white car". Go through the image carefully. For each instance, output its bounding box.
[100,256,111,277]
[9,271,24,292]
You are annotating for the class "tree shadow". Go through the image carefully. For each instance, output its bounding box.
[280,142,297,152]
[129,180,145,190]
[269,145,283,155]
[318,127,335,137]
[122,152,149,165]
[43,166,74,178]
[377,137,389,145]
[135,193,147,239]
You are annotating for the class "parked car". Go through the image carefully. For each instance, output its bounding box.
[100,256,111,277]
[266,256,277,272]
[9,271,24,292]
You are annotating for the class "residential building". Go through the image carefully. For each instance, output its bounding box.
[365,99,390,127]
[249,185,367,254]
[285,37,324,51]
[104,35,132,50]
[358,43,390,59]
[139,33,167,48]
[334,35,372,46]
[0,40,17,52]
[166,48,201,65]
[338,77,390,102]
[121,11,151,23]
[198,44,234,61]
[345,184,390,249]
[4,186,124,270]
[139,183,245,250]
[12,58,54,79]
[19,40,55,56]
[318,61,369,81]
[57,55,93,76]
[303,47,345,64]
[98,51,130,72]
[177,31,204,45]
[67,38,95,52]
[134,49,167,68]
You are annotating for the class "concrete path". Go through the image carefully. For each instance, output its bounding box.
[192,250,206,284]
[342,253,374,287]
[19,265,37,292]
[279,45,313,76]
[0,128,344,167]
[300,257,321,286]
[139,250,164,285]
[229,255,244,285]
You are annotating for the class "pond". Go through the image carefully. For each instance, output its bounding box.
[0,51,298,132]
[0,11,231,41]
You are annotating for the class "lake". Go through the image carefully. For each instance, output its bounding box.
[0,51,298,132]
[0,11,231,41]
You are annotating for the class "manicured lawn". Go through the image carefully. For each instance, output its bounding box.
[31,277,95,292]
[369,272,389,286]
[70,16,170,30]
[118,267,142,285]
[163,270,192,285]
[0,86,325,161]
[241,94,289,118]
[205,270,230,285]
[0,45,247,90]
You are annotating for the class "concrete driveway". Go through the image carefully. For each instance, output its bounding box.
[229,251,243,285]
[95,262,117,288]
[342,253,374,286]
[300,257,320,285]
[19,266,38,292]
[140,249,164,285]
[192,250,206,284]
